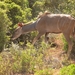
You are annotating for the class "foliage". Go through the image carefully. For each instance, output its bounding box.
[0,1,7,10]
[0,42,51,74]
[0,8,11,52]
[0,0,75,49]
[0,0,32,48]
[32,1,45,17]
[34,68,53,75]
[60,64,75,75]
[6,1,32,28]
[61,35,68,51]
[0,0,75,75]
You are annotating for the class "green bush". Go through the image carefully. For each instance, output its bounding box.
[0,8,11,52]
[60,64,75,75]
[34,68,53,75]
[61,35,68,51]
[0,41,50,75]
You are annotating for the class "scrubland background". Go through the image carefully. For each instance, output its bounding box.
[0,0,75,75]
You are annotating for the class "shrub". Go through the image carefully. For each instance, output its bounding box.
[61,35,68,51]
[34,68,53,75]
[0,8,11,52]
[60,64,75,75]
[0,42,50,74]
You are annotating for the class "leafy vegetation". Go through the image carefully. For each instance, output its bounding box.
[0,0,75,75]
[0,8,11,52]
[61,35,68,51]
[34,68,53,75]
[60,64,75,75]
[0,42,52,75]
[0,0,75,50]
